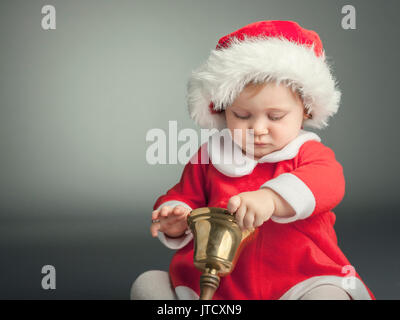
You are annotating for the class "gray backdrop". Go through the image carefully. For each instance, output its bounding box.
[1,0,399,299]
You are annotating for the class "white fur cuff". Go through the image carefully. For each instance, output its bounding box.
[261,173,315,223]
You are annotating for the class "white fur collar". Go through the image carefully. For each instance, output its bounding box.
[207,129,321,177]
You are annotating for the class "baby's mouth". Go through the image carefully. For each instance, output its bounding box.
[247,142,271,147]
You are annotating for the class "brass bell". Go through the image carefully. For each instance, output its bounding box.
[187,207,255,300]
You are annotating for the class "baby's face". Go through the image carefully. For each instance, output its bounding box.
[225,82,307,160]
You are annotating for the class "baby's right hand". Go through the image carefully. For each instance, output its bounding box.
[150,205,191,238]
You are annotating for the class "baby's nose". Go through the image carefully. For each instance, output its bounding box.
[251,121,269,136]
[252,127,269,137]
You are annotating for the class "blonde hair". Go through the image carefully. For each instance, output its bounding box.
[244,79,313,119]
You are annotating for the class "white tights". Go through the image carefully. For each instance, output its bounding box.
[130,270,351,300]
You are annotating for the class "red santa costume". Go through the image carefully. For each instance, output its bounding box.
[153,21,375,300]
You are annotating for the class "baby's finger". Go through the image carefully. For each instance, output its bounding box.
[152,209,161,220]
[227,195,241,214]
[173,205,189,216]
[160,206,172,217]
[235,204,247,230]
[243,211,255,230]
[150,221,161,237]
[253,213,265,228]
[172,206,183,215]
[176,213,189,221]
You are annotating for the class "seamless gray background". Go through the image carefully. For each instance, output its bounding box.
[1,0,399,299]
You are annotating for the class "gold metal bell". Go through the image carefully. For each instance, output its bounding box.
[187,207,255,300]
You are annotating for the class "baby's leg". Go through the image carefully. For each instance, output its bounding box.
[299,284,351,300]
[130,270,177,300]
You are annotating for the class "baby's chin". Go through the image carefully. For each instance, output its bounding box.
[242,144,277,160]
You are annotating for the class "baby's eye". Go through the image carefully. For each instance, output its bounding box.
[269,114,285,121]
[233,112,250,120]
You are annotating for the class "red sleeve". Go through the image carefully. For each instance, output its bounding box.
[262,140,345,223]
[153,145,208,210]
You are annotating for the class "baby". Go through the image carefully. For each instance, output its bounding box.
[131,20,375,300]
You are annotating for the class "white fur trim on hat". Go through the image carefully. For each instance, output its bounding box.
[187,36,341,130]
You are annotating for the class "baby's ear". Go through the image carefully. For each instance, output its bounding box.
[303,108,313,119]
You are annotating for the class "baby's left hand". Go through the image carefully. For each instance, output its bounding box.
[227,189,275,231]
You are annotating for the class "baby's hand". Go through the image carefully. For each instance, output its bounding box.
[227,189,275,231]
[150,205,191,238]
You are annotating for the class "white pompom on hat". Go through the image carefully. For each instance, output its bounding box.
[187,20,341,130]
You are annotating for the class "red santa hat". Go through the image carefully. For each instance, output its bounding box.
[187,20,341,130]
